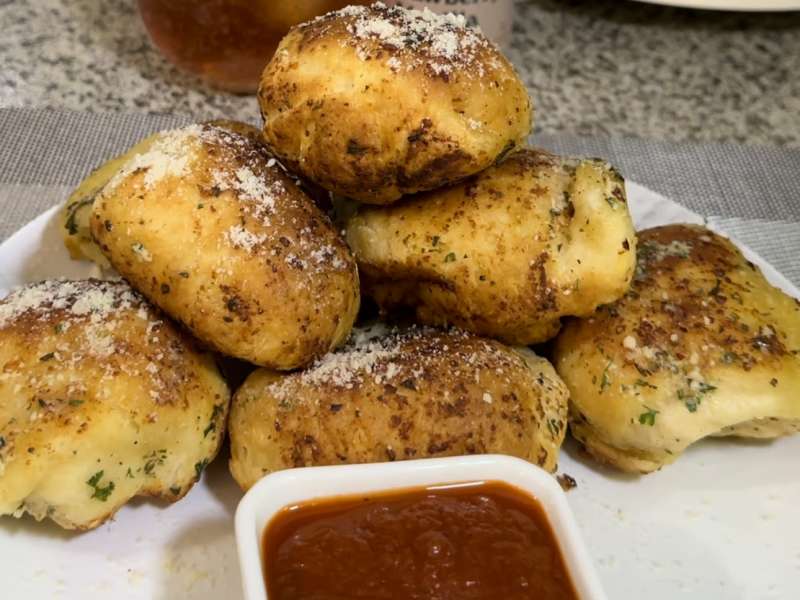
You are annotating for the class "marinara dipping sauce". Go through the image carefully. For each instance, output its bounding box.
[262,481,578,600]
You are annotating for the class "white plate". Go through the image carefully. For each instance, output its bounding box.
[1,183,799,599]
[631,0,800,11]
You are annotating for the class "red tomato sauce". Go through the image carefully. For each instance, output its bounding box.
[262,480,578,600]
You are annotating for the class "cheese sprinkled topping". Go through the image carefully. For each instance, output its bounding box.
[0,279,141,328]
[266,326,528,404]
[308,2,496,78]
[105,124,204,193]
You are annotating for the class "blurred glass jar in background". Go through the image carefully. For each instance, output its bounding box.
[138,0,369,94]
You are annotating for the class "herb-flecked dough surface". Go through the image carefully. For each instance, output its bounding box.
[258,3,532,205]
[91,123,360,370]
[554,225,800,473]
[60,133,160,269]
[346,148,637,345]
[60,121,272,270]
[0,279,230,530]
[228,327,569,490]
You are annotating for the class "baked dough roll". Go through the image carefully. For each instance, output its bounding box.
[258,3,532,204]
[553,225,800,473]
[91,123,359,369]
[0,279,229,530]
[345,148,637,345]
[228,326,569,489]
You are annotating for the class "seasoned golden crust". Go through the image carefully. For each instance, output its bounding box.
[61,133,160,268]
[91,123,360,369]
[345,148,637,345]
[553,224,800,474]
[0,279,230,530]
[258,3,532,204]
[229,327,569,489]
[61,120,268,268]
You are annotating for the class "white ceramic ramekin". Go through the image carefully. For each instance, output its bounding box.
[235,454,607,600]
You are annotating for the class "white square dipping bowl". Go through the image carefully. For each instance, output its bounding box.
[235,454,606,600]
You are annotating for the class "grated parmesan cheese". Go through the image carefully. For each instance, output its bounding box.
[105,124,204,193]
[266,325,520,405]
[312,2,494,78]
[226,225,268,252]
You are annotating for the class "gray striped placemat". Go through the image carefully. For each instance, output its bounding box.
[1,107,798,287]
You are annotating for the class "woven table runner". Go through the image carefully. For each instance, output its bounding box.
[1,107,798,286]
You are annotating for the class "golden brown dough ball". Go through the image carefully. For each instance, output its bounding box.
[0,279,229,530]
[553,225,800,474]
[258,3,532,204]
[345,148,637,345]
[91,123,359,369]
[228,326,569,489]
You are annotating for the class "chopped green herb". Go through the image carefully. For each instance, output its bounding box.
[695,382,717,394]
[547,419,561,436]
[639,407,658,426]
[443,252,456,263]
[194,459,209,478]
[143,449,167,475]
[431,235,440,247]
[179,271,190,278]
[68,399,84,407]
[39,352,55,362]
[126,467,134,479]
[54,323,65,334]
[197,203,205,209]
[722,351,738,364]
[634,379,658,390]
[0,435,5,449]
[203,404,225,438]
[87,470,115,502]
[64,197,94,235]
[170,485,181,496]
[605,196,618,209]
[599,361,612,393]
[678,379,717,413]
[678,389,699,412]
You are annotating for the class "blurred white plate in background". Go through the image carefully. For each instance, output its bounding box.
[633,0,800,10]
